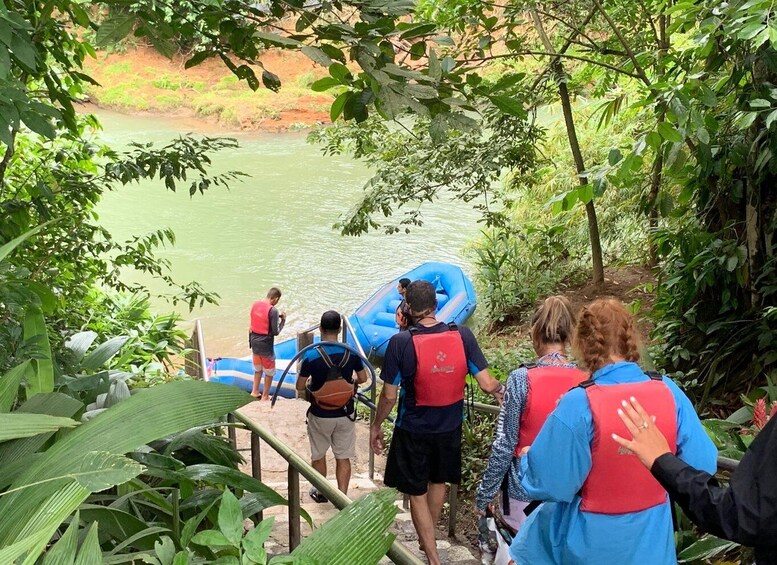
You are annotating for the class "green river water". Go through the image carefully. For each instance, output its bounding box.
[96,109,481,357]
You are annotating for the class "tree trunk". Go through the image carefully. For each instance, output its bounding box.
[531,11,605,285]
[647,148,663,267]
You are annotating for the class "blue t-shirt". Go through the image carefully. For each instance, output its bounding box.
[300,344,364,418]
[381,322,488,433]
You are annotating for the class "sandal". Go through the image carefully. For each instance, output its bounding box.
[309,487,328,504]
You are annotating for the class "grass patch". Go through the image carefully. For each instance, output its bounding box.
[87,55,332,128]
[101,61,132,77]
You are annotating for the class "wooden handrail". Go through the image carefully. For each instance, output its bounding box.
[233,410,424,565]
[188,320,421,564]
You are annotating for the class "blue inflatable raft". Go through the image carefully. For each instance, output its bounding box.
[348,261,477,357]
[208,261,476,398]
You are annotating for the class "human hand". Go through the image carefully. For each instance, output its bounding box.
[491,382,506,406]
[476,503,493,517]
[611,396,671,469]
[370,425,385,455]
[279,311,287,319]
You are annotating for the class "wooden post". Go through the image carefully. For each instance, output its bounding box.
[447,484,458,538]
[251,431,263,522]
[369,383,376,480]
[288,466,301,550]
[227,413,236,449]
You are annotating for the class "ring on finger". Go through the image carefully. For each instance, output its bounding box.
[641,421,649,430]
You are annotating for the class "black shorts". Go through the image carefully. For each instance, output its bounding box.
[383,425,462,496]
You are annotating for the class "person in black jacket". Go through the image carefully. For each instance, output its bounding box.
[612,396,777,564]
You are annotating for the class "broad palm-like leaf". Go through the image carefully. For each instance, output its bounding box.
[41,510,80,565]
[275,488,399,565]
[0,413,79,441]
[81,336,129,371]
[0,392,83,487]
[0,361,32,413]
[24,306,54,398]
[13,481,90,564]
[73,522,102,565]
[0,380,251,558]
[64,331,99,364]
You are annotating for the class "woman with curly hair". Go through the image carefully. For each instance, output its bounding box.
[475,296,587,533]
[507,298,717,565]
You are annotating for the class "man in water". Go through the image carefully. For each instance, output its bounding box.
[296,310,368,502]
[370,280,505,565]
[395,277,412,331]
[249,287,286,400]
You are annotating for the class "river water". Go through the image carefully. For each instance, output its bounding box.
[95,110,481,356]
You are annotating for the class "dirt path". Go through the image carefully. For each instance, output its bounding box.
[235,398,481,564]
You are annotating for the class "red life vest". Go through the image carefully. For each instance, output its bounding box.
[410,324,468,407]
[514,365,588,455]
[250,300,272,335]
[580,374,678,514]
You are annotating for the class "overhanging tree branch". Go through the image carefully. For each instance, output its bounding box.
[464,50,642,79]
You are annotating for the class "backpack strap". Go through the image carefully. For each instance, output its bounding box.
[447,322,458,331]
[337,349,351,369]
[520,362,537,370]
[314,345,351,370]
[576,378,596,390]
[645,370,663,381]
[314,345,335,369]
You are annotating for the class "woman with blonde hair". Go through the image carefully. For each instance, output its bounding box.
[476,296,587,534]
[508,298,717,565]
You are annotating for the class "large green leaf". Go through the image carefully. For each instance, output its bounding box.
[678,534,738,562]
[95,15,135,46]
[105,526,171,556]
[243,516,274,563]
[23,307,54,398]
[0,413,79,441]
[0,381,251,546]
[180,500,216,548]
[163,426,242,468]
[64,331,98,364]
[2,452,142,504]
[218,489,243,546]
[41,511,80,565]
[14,481,91,563]
[0,361,31,412]
[0,222,48,263]
[80,504,158,550]
[0,529,51,564]
[81,336,129,371]
[280,489,398,565]
[172,464,287,513]
[0,392,83,482]
[71,451,143,491]
[74,522,102,565]
[0,453,41,490]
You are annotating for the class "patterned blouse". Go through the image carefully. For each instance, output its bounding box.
[475,352,578,509]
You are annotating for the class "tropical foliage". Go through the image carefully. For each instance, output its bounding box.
[303,0,777,408]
